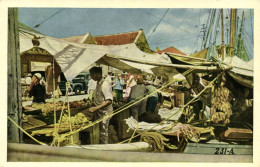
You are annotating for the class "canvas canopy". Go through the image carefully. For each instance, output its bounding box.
[20,29,178,81]
[167,46,253,88]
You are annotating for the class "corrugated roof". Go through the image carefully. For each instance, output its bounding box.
[93,31,139,45]
[156,46,187,56]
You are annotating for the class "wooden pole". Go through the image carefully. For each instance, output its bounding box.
[8,8,22,143]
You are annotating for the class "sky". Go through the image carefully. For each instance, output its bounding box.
[18,8,254,56]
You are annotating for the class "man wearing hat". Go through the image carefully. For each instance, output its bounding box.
[28,73,46,103]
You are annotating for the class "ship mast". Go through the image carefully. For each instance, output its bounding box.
[229,9,237,63]
[221,9,225,61]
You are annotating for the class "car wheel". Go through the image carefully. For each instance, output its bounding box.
[74,87,82,95]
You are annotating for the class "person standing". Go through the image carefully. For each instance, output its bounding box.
[145,81,158,113]
[28,73,46,103]
[88,67,113,144]
[113,74,125,101]
[129,77,146,121]
[125,74,137,99]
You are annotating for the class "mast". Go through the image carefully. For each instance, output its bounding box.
[229,9,237,62]
[221,9,225,61]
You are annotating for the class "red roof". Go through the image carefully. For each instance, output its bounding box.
[93,31,139,45]
[156,46,187,56]
[61,35,85,43]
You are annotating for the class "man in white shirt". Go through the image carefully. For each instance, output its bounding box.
[89,67,113,144]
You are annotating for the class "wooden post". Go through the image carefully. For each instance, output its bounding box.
[8,8,22,143]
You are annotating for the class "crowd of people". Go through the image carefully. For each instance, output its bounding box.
[93,70,165,121]
[23,67,166,144]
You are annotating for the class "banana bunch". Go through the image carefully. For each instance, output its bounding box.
[59,113,89,126]
[210,74,233,125]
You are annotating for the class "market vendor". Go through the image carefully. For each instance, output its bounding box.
[28,73,46,103]
[88,67,113,144]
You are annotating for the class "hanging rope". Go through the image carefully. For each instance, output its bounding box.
[51,81,75,146]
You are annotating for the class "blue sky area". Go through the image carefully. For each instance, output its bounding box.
[19,8,254,56]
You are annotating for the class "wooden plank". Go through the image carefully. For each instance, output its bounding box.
[223,128,253,141]
[23,117,47,130]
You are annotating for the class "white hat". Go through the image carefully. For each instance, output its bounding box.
[34,73,42,80]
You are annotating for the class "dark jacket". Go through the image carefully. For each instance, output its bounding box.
[29,84,46,103]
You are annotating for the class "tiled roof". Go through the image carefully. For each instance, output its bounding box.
[93,31,139,45]
[156,46,187,56]
[61,35,85,43]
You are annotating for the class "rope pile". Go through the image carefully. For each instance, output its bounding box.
[140,131,177,152]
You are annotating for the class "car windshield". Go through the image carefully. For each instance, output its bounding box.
[73,75,85,80]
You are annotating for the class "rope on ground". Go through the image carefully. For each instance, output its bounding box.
[140,131,178,152]
[7,116,47,145]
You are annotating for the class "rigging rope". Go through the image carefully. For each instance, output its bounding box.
[7,116,47,145]
[147,8,169,41]
[34,9,65,28]
[143,10,195,37]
